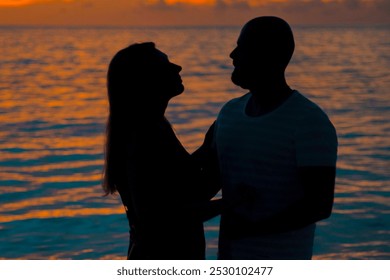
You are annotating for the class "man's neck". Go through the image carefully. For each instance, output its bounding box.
[246,83,293,117]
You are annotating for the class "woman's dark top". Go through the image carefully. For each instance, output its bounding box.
[117,120,213,260]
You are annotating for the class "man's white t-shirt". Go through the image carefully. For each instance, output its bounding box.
[214,90,338,259]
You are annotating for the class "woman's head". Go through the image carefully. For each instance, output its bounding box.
[103,42,184,195]
[107,42,184,118]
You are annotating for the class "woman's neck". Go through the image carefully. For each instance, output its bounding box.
[144,99,168,123]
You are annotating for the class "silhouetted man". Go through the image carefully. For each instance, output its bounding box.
[199,16,338,259]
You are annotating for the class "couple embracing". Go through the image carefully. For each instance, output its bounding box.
[102,16,338,260]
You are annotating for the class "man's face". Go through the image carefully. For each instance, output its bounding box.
[230,26,275,90]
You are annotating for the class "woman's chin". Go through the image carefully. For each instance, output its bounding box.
[165,85,184,101]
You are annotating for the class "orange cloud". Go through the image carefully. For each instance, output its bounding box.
[0,0,388,25]
[165,0,215,5]
[149,0,288,6]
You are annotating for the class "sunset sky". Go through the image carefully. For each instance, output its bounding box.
[0,0,389,26]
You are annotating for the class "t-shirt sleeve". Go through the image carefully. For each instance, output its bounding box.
[295,111,338,167]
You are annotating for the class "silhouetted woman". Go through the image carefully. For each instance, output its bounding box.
[102,42,219,260]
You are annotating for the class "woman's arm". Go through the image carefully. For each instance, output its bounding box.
[191,122,221,200]
[190,122,223,221]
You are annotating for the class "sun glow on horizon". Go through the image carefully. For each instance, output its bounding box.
[0,0,77,7]
[0,0,37,7]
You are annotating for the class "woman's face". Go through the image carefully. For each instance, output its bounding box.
[145,49,184,100]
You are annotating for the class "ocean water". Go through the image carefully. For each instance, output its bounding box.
[0,25,389,260]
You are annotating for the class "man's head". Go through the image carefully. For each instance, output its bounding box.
[230,16,295,89]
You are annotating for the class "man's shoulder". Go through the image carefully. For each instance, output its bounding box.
[224,92,250,107]
[292,91,337,141]
[292,91,331,121]
[218,93,250,114]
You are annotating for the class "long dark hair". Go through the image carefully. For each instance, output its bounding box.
[103,42,157,195]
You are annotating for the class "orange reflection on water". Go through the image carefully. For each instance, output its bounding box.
[0,159,103,173]
[335,195,390,205]
[32,173,102,184]
[0,189,90,212]
[0,252,125,260]
[314,250,390,260]
[0,187,102,212]
[0,183,123,223]
[0,206,124,223]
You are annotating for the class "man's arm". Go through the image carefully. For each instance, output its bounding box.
[265,166,335,232]
[228,166,336,237]
[298,166,336,219]
[259,113,338,233]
